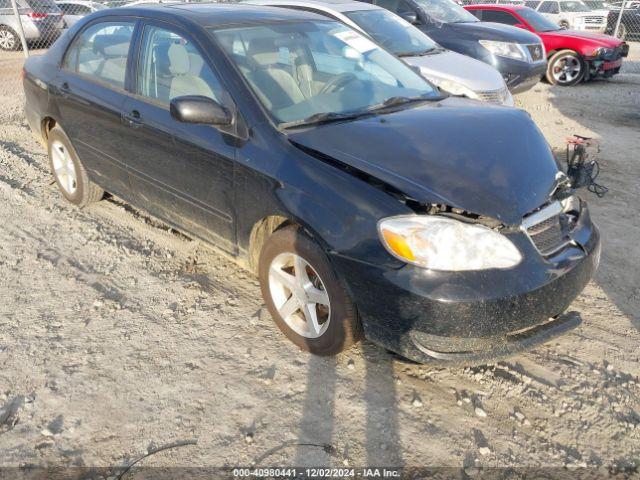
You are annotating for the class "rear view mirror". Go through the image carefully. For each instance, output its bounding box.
[170,96,232,126]
[400,11,419,24]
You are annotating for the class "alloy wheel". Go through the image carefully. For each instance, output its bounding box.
[268,252,331,339]
[51,140,78,195]
[0,30,16,50]
[552,55,582,84]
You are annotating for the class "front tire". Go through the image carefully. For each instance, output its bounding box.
[259,225,362,356]
[47,125,104,207]
[0,26,20,51]
[615,23,627,40]
[546,50,586,86]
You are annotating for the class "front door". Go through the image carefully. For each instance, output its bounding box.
[56,19,136,198]
[121,22,237,250]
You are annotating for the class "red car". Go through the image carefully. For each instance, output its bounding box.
[465,4,629,86]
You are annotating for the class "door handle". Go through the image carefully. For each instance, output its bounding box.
[59,82,70,97]
[122,110,143,128]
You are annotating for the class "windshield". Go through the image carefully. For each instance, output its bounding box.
[211,21,439,126]
[584,0,606,7]
[414,0,479,23]
[345,9,439,56]
[518,6,562,30]
[560,0,591,11]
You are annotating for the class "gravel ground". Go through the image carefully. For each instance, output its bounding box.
[0,44,639,476]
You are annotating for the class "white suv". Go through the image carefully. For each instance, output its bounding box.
[525,0,607,32]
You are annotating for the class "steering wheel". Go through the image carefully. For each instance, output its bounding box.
[319,73,358,95]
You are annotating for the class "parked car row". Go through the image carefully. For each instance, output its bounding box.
[466,4,628,85]
[3,0,629,90]
[23,3,602,364]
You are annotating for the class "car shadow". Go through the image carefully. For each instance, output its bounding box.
[292,344,404,467]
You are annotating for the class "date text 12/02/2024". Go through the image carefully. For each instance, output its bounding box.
[233,468,401,478]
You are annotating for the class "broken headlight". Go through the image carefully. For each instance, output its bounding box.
[430,78,478,99]
[592,46,615,58]
[378,215,522,271]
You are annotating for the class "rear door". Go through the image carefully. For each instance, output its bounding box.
[120,21,237,249]
[55,19,137,197]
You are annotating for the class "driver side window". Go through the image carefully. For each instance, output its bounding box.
[137,25,223,105]
[539,1,560,13]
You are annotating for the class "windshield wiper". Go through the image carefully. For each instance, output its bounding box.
[280,110,373,129]
[367,95,433,112]
[398,47,440,57]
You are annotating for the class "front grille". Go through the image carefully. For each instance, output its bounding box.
[526,44,544,62]
[476,87,508,104]
[523,202,570,256]
[584,15,605,23]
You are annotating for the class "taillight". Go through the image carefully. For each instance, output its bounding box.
[27,12,49,18]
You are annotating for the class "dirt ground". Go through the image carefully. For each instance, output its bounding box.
[0,44,639,476]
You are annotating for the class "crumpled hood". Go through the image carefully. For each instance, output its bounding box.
[288,97,560,226]
[404,49,507,93]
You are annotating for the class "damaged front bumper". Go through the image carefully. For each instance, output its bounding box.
[586,43,629,80]
[332,203,600,366]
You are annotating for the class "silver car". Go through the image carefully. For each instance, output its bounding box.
[248,0,513,105]
[0,0,64,51]
[55,0,106,28]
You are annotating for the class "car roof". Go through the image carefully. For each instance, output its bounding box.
[247,0,380,13]
[111,2,330,27]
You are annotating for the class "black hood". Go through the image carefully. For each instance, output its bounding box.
[288,98,559,226]
[439,21,542,43]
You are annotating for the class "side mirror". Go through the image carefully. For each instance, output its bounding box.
[170,95,232,126]
[400,11,419,24]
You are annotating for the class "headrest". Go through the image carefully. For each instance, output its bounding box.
[247,38,280,66]
[168,43,190,76]
[92,34,130,58]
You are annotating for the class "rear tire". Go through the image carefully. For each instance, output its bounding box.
[259,225,362,356]
[47,125,104,207]
[546,50,586,86]
[0,26,20,52]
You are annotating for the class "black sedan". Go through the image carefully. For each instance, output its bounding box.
[606,7,640,40]
[23,3,600,364]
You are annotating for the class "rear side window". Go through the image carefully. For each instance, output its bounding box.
[63,21,135,89]
[481,9,520,23]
